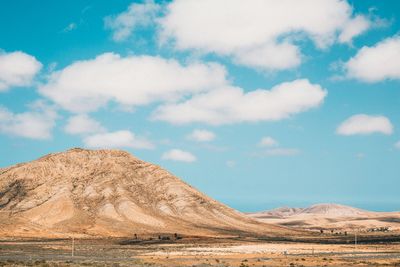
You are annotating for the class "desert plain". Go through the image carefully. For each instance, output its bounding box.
[1,234,400,267]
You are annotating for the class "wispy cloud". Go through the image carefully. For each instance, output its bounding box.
[226,160,236,168]
[0,101,57,140]
[63,22,77,32]
[395,141,400,150]
[162,149,197,163]
[259,136,278,147]
[187,129,215,142]
[356,152,366,159]
[253,137,299,157]
[104,0,160,42]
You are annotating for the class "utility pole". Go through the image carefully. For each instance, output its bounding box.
[72,236,75,258]
[354,230,357,250]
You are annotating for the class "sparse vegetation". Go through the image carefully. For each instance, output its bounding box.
[1,238,400,267]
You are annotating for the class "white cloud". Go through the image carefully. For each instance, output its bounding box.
[64,114,105,135]
[337,114,393,135]
[153,79,327,125]
[345,36,400,82]
[187,129,215,142]
[160,0,370,70]
[66,115,153,150]
[0,102,57,140]
[338,15,370,44]
[233,42,301,71]
[105,0,160,42]
[0,51,42,91]
[259,136,278,147]
[83,130,154,149]
[162,148,196,162]
[39,53,228,113]
[255,137,298,156]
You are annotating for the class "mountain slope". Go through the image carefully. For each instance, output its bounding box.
[248,207,303,219]
[300,203,367,217]
[0,148,289,238]
[248,204,400,231]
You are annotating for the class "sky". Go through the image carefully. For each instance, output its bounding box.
[0,0,399,212]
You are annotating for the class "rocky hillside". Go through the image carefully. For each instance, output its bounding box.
[0,148,288,238]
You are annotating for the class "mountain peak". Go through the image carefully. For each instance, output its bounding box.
[0,148,282,238]
[48,147,137,158]
[34,147,143,167]
[250,203,368,219]
[300,203,366,216]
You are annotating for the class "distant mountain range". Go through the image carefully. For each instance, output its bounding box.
[247,203,400,231]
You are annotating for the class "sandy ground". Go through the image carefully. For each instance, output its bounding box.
[0,238,400,266]
[140,242,400,266]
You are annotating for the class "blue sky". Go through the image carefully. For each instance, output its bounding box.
[1,0,399,212]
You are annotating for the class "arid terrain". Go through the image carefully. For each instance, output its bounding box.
[1,149,400,266]
[1,238,400,267]
[248,203,400,232]
[0,148,295,239]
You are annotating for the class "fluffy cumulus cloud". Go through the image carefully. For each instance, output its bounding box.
[0,51,42,91]
[39,53,228,113]
[0,102,57,140]
[64,114,105,135]
[259,136,278,147]
[187,129,215,142]
[160,0,371,70]
[337,114,393,135]
[153,79,327,125]
[345,36,400,82]
[105,0,160,42]
[83,130,154,149]
[162,148,197,162]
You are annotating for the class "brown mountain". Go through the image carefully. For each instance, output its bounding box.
[0,148,290,238]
